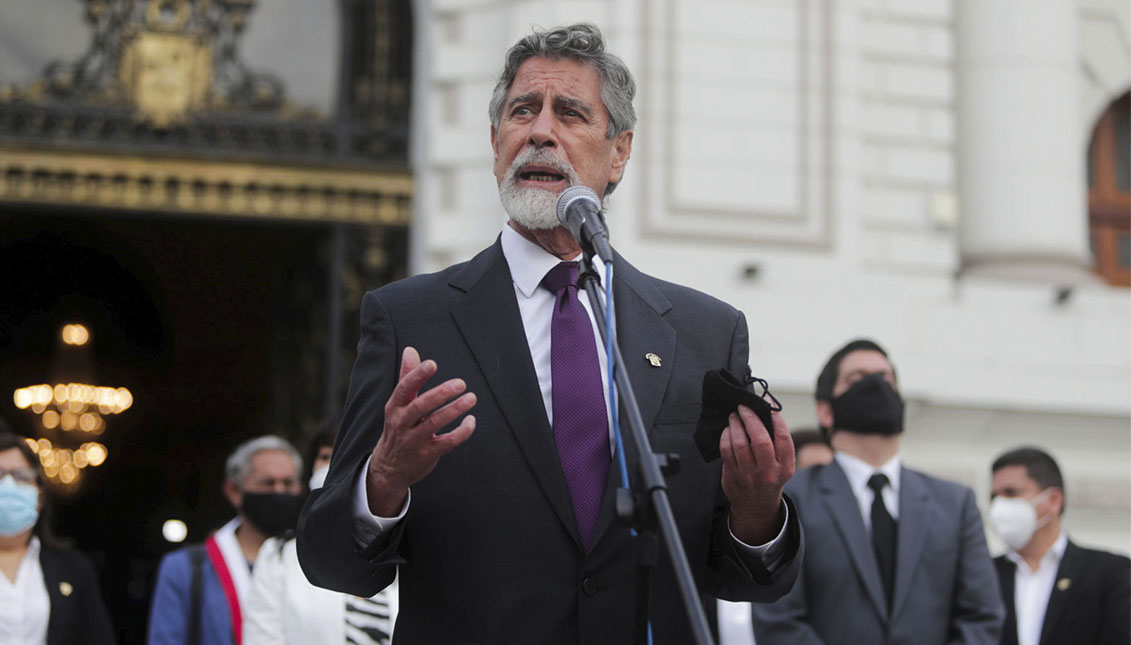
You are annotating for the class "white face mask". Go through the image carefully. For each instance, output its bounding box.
[989,489,1052,551]
[308,465,329,491]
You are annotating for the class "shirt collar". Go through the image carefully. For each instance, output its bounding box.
[26,535,41,559]
[500,223,607,296]
[835,450,902,494]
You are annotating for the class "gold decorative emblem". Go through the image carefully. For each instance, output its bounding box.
[118,31,213,128]
[59,581,73,597]
[1057,578,1071,591]
[645,353,662,368]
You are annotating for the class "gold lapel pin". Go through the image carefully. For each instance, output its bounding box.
[59,581,73,597]
[1057,578,1071,591]
[645,353,661,368]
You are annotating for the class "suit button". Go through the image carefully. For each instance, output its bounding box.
[581,577,599,596]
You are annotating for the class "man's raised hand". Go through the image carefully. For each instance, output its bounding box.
[365,346,477,517]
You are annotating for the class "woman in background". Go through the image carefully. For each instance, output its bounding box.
[243,418,398,645]
[0,430,116,645]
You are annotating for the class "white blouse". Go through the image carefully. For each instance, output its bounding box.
[243,537,398,645]
[0,536,50,645]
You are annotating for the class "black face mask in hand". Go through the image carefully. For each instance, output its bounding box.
[830,373,904,436]
[241,492,305,537]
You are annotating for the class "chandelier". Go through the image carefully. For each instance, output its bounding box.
[12,323,132,488]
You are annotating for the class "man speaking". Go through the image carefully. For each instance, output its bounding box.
[297,23,801,644]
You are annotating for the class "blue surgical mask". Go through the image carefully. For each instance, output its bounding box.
[0,475,39,536]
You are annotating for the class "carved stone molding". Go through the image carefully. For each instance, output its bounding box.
[0,147,412,225]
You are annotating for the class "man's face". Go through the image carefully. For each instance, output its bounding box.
[225,448,301,509]
[991,464,1061,516]
[817,349,899,429]
[490,57,633,229]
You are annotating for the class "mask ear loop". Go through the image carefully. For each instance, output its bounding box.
[744,375,783,412]
[1031,487,1058,530]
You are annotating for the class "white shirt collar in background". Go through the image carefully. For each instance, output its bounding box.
[835,450,902,529]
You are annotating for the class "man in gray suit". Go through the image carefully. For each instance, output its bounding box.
[752,339,1003,644]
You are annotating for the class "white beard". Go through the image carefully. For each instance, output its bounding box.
[498,148,582,230]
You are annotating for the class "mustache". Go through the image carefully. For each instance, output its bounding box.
[504,148,577,185]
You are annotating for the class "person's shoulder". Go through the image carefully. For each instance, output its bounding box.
[902,466,974,500]
[783,462,828,499]
[620,260,740,321]
[1071,541,1131,568]
[155,543,208,577]
[39,542,99,576]
[367,242,504,302]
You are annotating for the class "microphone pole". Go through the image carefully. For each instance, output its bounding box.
[562,190,715,645]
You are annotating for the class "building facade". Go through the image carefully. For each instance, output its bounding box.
[408,0,1131,554]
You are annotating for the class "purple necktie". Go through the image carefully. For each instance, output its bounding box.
[542,261,610,548]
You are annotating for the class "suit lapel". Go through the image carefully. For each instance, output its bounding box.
[819,461,889,621]
[890,468,930,621]
[994,556,1020,645]
[449,241,581,547]
[587,257,676,548]
[1039,541,1081,645]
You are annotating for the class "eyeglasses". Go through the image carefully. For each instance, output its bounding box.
[0,467,38,485]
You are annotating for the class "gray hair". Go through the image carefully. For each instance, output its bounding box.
[225,435,302,487]
[488,23,637,141]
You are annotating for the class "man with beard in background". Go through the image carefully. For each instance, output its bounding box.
[148,435,304,645]
[297,23,802,645]
[752,339,1004,644]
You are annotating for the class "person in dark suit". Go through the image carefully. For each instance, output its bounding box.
[752,339,1003,644]
[988,446,1130,645]
[297,22,802,644]
[0,431,115,645]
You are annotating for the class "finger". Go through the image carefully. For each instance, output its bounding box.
[402,379,470,427]
[417,391,477,434]
[388,358,439,408]
[737,404,775,467]
[770,411,795,473]
[725,411,755,470]
[433,414,477,454]
[719,418,737,471]
[399,346,421,381]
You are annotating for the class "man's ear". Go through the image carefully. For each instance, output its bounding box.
[816,400,834,432]
[607,130,633,185]
[490,124,499,161]
[1048,487,1065,516]
[222,479,242,511]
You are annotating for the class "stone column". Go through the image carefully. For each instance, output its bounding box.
[956,0,1094,283]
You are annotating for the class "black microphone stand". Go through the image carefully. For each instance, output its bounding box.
[577,253,715,645]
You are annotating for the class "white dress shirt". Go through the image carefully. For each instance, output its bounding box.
[0,536,50,645]
[834,451,902,532]
[352,224,787,563]
[1006,530,1068,645]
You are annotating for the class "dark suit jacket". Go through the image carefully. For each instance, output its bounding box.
[39,542,116,645]
[994,541,1131,645]
[752,460,1003,644]
[297,239,802,644]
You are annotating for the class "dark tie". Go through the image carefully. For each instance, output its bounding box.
[868,472,897,609]
[542,262,610,549]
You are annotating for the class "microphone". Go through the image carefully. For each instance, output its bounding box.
[556,186,613,261]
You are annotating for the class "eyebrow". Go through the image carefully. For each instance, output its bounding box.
[506,92,596,119]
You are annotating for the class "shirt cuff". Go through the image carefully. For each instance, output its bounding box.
[352,454,410,550]
[728,500,790,573]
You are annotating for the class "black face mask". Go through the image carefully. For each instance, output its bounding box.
[241,492,305,537]
[830,373,904,436]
